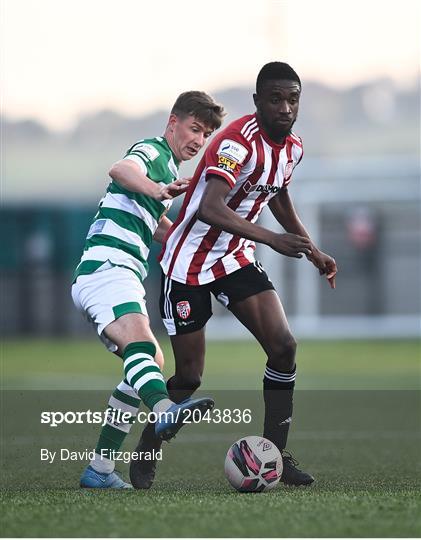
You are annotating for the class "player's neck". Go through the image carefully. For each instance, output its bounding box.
[255,113,289,146]
[163,129,182,164]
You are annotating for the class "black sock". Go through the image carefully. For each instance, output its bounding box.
[166,375,196,404]
[263,365,296,452]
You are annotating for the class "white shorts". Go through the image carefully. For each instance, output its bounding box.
[71,264,148,352]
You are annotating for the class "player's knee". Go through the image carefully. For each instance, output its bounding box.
[154,347,164,371]
[267,333,297,371]
[284,333,297,357]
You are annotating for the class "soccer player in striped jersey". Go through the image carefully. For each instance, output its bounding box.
[133,62,338,488]
[71,91,225,488]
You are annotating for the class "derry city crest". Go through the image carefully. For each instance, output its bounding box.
[176,301,191,320]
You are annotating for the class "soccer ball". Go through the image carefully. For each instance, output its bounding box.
[224,436,283,492]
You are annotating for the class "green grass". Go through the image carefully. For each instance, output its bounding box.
[1,338,420,537]
[2,338,420,390]
[2,485,420,538]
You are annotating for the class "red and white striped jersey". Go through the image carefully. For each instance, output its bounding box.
[159,114,303,285]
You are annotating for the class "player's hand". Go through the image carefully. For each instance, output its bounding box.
[269,232,313,259]
[307,249,338,289]
[158,178,191,200]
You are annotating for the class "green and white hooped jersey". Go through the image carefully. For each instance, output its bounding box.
[74,136,180,283]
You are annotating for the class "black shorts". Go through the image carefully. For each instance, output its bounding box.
[160,261,275,335]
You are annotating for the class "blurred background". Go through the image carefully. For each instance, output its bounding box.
[1,0,420,343]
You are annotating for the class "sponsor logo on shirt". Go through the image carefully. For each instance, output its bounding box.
[217,139,248,164]
[133,143,160,161]
[218,155,237,172]
[87,219,106,239]
[176,300,191,320]
[243,181,281,195]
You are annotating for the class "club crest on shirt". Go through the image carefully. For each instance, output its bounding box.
[176,301,191,320]
[283,160,294,183]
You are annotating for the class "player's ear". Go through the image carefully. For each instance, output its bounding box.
[168,113,178,132]
[253,93,259,108]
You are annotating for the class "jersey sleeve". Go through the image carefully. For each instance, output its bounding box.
[124,141,175,184]
[123,154,148,175]
[283,136,304,188]
[292,136,304,168]
[204,132,251,189]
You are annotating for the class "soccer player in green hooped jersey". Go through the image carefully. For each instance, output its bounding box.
[71,91,225,488]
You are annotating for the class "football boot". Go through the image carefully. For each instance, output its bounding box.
[280,451,315,486]
[154,396,214,440]
[80,465,132,489]
[130,423,162,489]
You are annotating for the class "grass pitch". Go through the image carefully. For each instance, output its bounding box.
[1,338,420,537]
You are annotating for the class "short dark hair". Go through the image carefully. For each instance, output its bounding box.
[171,91,225,130]
[256,62,301,93]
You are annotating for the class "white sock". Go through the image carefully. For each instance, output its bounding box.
[153,398,174,414]
[90,452,114,474]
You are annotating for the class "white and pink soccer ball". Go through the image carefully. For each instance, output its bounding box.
[224,436,283,492]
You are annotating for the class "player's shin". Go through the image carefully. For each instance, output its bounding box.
[123,341,171,411]
[90,379,140,473]
[262,365,296,451]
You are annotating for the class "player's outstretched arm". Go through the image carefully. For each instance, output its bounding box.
[197,176,312,259]
[153,216,173,244]
[269,188,338,288]
[109,159,189,200]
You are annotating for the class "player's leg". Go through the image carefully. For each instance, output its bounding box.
[159,272,210,402]
[73,267,212,488]
[213,262,314,486]
[86,335,165,483]
[80,378,139,488]
[228,290,296,442]
[104,312,170,409]
[104,312,213,441]
[167,329,206,402]
[71,268,146,487]
[230,291,313,485]
[130,274,210,489]
[75,267,170,439]
[129,329,207,489]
